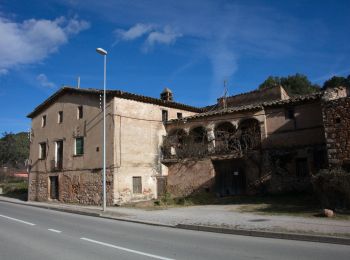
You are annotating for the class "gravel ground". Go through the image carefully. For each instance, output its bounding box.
[109,205,350,236]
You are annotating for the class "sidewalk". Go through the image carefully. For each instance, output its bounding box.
[1,196,350,245]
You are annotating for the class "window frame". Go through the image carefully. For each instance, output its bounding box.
[162,110,168,122]
[58,111,63,124]
[74,137,84,156]
[39,142,47,160]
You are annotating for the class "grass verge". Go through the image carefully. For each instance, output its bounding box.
[0,181,28,201]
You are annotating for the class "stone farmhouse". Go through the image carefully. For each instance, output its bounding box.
[27,85,350,205]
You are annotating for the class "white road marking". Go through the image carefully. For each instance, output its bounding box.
[80,237,175,260]
[0,214,36,226]
[48,228,62,233]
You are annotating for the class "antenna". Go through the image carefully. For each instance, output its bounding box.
[77,76,80,89]
[223,80,228,110]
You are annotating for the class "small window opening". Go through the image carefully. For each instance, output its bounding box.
[162,110,168,122]
[77,106,83,119]
[335,117,341,124]
[285,108,295,119]
[42,115,47,127]
[177,112,183,119]
[58,111,63,123]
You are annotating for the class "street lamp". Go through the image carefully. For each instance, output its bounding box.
[96,47,107,211]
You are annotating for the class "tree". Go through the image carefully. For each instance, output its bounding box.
[0,132,29,168]
[259,73,320,96]
[323,75,350,89]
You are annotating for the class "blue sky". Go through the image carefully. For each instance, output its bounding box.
[0,0,350,133]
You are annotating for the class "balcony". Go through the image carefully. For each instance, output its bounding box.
[50,159,63,172]
[162,119,261,161]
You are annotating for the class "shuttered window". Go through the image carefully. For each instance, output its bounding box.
[133,176,142,194]
[75,137,84,155]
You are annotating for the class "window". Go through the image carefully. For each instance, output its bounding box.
[296,158,309,178]
[162,110,168,122]
[39,142,47,159]
[42,115,47,127]
[285,107,295,119]
[77,106,83,119]
[335,117,341,124]
[313,149,327,170]
[75,137,84,155]
[177,112,183,119]
[133,176,142,194]
[55,140,63,170]
[58,111,63,123]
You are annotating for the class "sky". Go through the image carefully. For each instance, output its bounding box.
[0,0,350,133]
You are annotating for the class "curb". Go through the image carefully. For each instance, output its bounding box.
[1,197,350,246]
[176,224,350,245]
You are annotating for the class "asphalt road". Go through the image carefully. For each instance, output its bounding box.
[0,201,349,260]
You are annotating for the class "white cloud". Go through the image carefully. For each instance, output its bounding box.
[0,15,89,74]
[144,26,181,50]
[36,73,55,88]
[115,23,153,41]
[115,23,182,51]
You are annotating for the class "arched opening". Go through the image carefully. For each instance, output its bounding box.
[163,128,187,158]
[189,126,207,144]
[238,118,261,150]
[214,122,238,154]
[187,126,208,157]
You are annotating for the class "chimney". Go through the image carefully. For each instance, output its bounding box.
[160,87,173,101]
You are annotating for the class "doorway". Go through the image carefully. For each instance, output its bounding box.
[49,176,59,200]
[213,159,246,196]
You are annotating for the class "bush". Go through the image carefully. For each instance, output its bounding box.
[311,168,350,209]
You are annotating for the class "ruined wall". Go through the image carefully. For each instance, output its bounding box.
[322,96,350,167]
[261,147,322,194]
[167,159,215,197]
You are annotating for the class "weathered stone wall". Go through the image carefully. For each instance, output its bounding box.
[261,147,320,194]
[28,172,48,202]
[322,96,350,167]
[59,170,113,205]
[167,159,215,197]
[28,170,114,205]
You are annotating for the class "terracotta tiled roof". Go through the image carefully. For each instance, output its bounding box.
[27,86,203,118]
[167,91,323,123]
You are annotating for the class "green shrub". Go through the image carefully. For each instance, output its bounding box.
[311,168,350,209]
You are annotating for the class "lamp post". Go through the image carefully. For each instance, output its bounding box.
[96,47,107,211]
